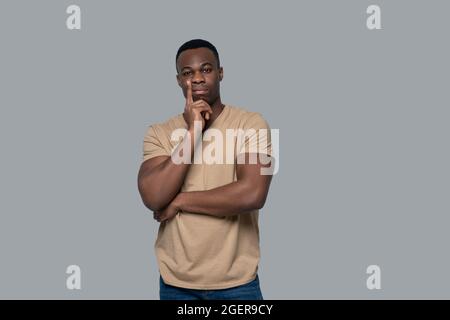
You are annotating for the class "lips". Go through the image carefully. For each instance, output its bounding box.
[192,88,208,94]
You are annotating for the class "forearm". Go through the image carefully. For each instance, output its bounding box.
[174,180,264,217]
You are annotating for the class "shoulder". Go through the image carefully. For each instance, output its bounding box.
[226,105,270,129]
[144,113,186,138]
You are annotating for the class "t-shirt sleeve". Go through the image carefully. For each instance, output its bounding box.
[237,112,272,156]
[142,125,171,163]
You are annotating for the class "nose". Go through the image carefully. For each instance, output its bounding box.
[191,70,205,84]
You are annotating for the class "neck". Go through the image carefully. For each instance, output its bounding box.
[205,97,224,127]
[210,96,223,111]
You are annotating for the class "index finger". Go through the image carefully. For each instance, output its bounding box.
[186,80,193,104]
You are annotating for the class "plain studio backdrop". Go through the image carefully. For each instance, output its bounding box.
[0,0,449,299]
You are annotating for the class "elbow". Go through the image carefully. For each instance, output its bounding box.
[138,181,165,212]
[140,192,163,212]
[253,196,267,210]
[248,188,268,210]
[142,197,165,212]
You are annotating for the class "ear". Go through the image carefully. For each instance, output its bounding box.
[176,74,182,88]
[219,67,224,82]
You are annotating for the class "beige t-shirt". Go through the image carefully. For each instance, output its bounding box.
[142,104,272,289]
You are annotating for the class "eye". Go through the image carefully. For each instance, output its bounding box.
[182,71,192,76]
[202,68,212,73]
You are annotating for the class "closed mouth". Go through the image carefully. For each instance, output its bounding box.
[193,89,208,95]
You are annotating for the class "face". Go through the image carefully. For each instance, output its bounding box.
[176,47,223,104]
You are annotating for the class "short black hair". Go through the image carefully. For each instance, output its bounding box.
[176,39,220,72]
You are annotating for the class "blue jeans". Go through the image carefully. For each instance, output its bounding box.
[159,275,264,300]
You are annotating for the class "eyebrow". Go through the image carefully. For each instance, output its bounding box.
[180,62,214,72]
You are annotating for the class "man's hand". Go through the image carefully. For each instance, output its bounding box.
[183,80,213,131]
[153,199,181,223]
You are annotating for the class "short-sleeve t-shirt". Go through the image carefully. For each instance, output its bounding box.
[142,104,272,290]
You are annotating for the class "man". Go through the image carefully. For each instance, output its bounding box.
[138,39,274,300]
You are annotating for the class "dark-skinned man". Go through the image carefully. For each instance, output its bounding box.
[138,39,274,300]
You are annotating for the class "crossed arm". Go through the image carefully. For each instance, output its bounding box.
[138,142,273,222]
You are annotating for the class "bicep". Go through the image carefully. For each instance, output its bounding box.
[236,153,273,191]
[138,155,170,183]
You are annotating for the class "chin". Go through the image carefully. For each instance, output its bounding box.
[194,96,210,103]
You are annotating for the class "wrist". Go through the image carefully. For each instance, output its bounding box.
[173,192,185,211]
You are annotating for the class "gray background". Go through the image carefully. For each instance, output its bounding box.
[0,0,449,299]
